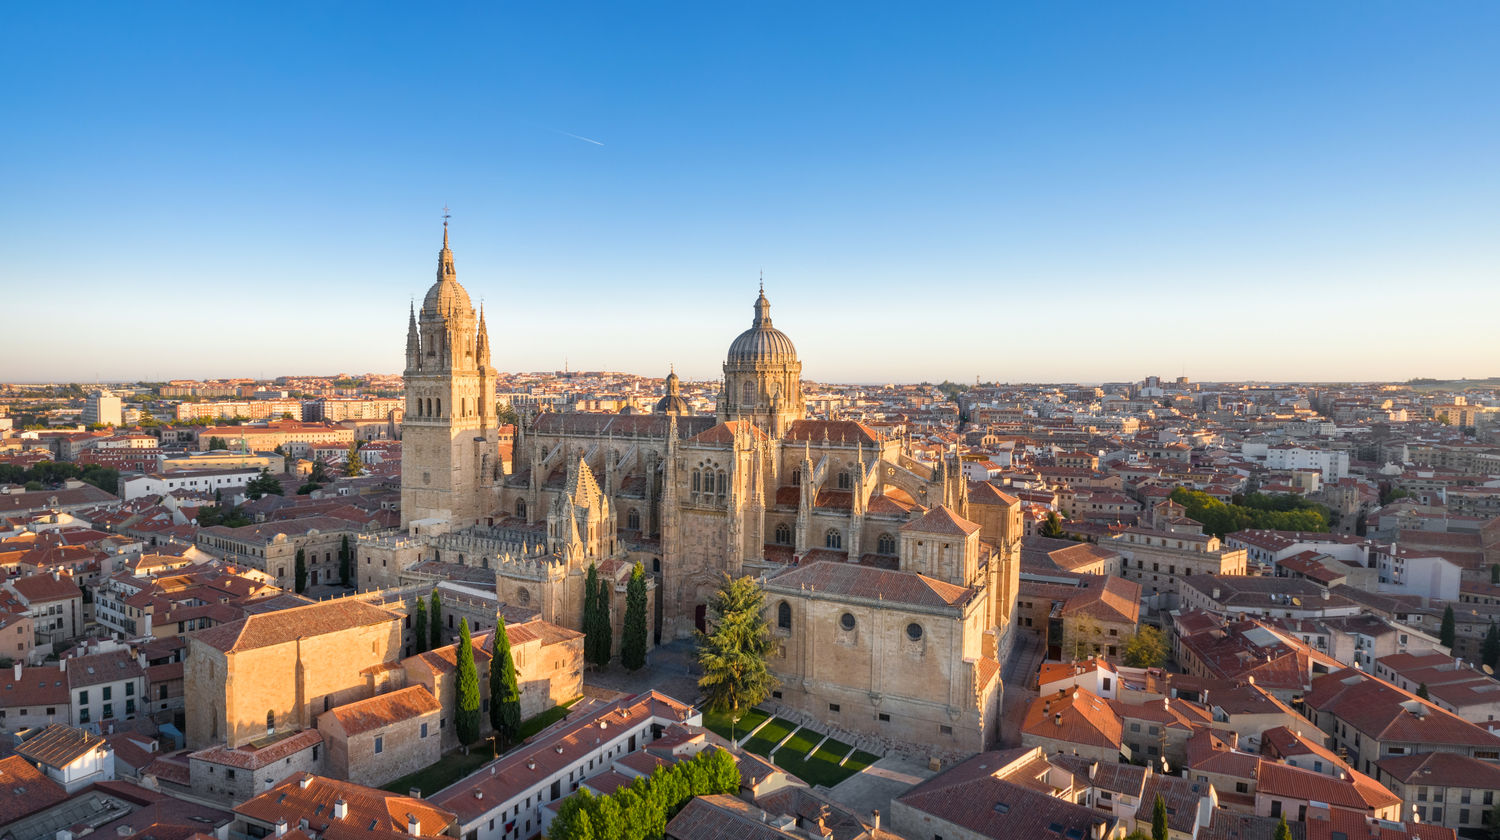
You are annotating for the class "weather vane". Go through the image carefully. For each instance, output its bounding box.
[442,205,451,228]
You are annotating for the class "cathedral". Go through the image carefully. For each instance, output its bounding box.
[380,223,1022,751]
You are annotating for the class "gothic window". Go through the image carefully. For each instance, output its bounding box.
[717,470,727,497]
[791,469,800,486]
[436,398,441,416]
[691,469,701,497]
[742,381,754,405]
[627,509,641,530]
[837,471,851,490]
[877,533,896,555]
[775,523,792,545]
[825,528,842,549]
[516,499,527,518]
[266,710,274,735]
[777,601,792,630]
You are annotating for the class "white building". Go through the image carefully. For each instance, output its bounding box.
[121,467,263,501]
[1241,442,1349,481]
[1373,542,1461,600]
[14,723,116,793]
[83,391,123,428]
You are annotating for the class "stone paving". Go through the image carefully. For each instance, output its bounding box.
[582,638,703,704]
[823,755,936,824]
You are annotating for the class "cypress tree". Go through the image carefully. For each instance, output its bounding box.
[294,548,307,593]
[1274,815,1291,840]
[596,576,613,668]
[1152,792,1169,840]
[338,535,352,588]
[414,596,428,653]
[583,563,600,666]
[489,617,522,748]
[1486,621,1500,671]
[622,562,648,671]
[430,589,442,648]
[1441,605,1457,649]
[454,618,481,745]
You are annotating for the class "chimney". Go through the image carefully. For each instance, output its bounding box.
[1054,712,1063,727]
[333,800,348,820]
[409,787,422,798]
[298,775,313,789]
[872,811,880,831]
[269,819,287,838]
[59,658,66,672]
[407,815,420,836]
[12,662,20,680]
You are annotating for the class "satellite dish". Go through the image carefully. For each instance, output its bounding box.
[1292,597,1302,606]
[1486,664,1495,676]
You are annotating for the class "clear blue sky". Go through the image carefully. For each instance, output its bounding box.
[2,2,1497,384]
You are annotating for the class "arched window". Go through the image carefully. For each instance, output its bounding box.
[877,533,896,555]
[742,381,754,405]
[838,471,851,490]
[717,470,727,496]
[775,523,792,545]
[791,469,800,486]
[691,469,701,494]
[517,587,530,606]
[825,528,842,549]
[777,601,792,630]
[627,509,641,530]
[516,498,527,518]
[266,710,274,735]
[435,398,441,416]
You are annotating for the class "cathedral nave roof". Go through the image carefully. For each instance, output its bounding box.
[764,558,976,610]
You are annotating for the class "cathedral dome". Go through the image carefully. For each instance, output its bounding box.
[726,289,797,365]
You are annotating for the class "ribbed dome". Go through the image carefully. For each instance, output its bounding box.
[423,276,472,314]
[654,394,690,414]
[726,290,798,365]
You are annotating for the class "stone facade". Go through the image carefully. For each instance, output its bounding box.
[317,685,441,788]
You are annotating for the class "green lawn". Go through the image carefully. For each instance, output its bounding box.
[383,747,495,797]
[812,738,853,765]
[775,727,819,758]
[842,750,879,772]
[767,730,860,788]
[741,716,798,756]
[519,696,583,739]
[702,707,770,742]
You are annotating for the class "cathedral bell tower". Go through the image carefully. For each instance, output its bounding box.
[401,216,499,529]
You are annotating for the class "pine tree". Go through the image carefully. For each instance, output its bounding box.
[338,535,352,588]
[1039,511,1066,538]
[583,563,601,666]
[414,596,428,653]
[1152,792,1169,840]
[490,617,522,748]
[696,574,777,714]
[621,562,648,671]
[345,441,363,476]
[1441,605,1457,649]
[430,589,442,648]
[595,576,613,668]
[454,618,482,745]
[1486,622,1500,671]
[294,549,307,593]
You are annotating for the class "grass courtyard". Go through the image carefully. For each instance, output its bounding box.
[702,706,771,742]
[382,697,584,797]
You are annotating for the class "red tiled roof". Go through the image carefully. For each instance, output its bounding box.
[764,559,976,610]
[1256,759,1399,812]
[235,772,455,840]
[324,686,440,736]
[900,504,980,537]
[193,599,397,653]
[0,753,68,824]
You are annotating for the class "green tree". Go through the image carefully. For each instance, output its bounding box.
[245,468,283,500]
[345,441,363,477]
[1274,815,1292,840]
[490,617,523,748]
[294,549,307,593]
[296,481,322,495]
[338,535,352,588]
[497,405,520,427]
[1125,832,1152,840]
[207,436,228,450]
[414,596,428,653]
[1492,563,1499,585]
[1416,682,1429,699]
[1123,626,1168,668]
[1441,605,1457,649]
[1485,622,1500,671]
[1039,511,1066,539]
[430,589,442,648]
[549,790,597,840]
[595,576,613,668]
[1151,792,1168,840]
[309,460,330,483]
[1487,803,1500,840]
[454,619,482,745]
[696,574,778,714]
[583,563,603,667]
[621,562,649,671]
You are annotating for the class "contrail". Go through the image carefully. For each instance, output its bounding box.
[555,129,604,146]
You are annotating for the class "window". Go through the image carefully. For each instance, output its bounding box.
[374,736,384,754]
[516,499,527,518]
[877,533,896,555]
[125,683,134,696]
[775,523,792,545]
[828,703,840,713]
[103,703,113,719]
[267,710,275,734]
[791,469,800,486]
[826,529,842,549]
[627,509,641,531]
[906,623,923,642]
[777,602,792,630]
[837,471,851,490]
[79,690,88,704]
[421,723,428,738]
[840,613,856,631]
[939,725,953,735]
[878,713,890,722]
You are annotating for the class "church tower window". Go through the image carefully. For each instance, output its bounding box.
[691,469,701,500]
[716,470,727,498]
[742,381,754,405]
[825,529,842,549]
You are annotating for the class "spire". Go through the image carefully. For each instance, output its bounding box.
[437,207,456,281]
[753,283,772,328]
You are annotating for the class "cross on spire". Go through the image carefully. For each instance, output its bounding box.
[442,205,451,248]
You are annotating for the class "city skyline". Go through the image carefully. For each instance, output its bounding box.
[3,3,1498,383]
